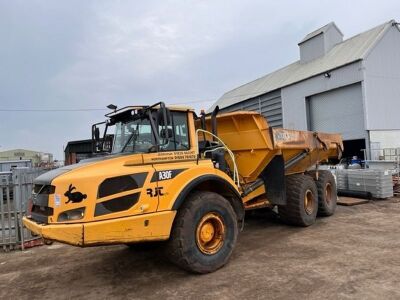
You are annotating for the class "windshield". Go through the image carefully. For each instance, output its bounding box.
[112,118,154,154]
[110,111,190,154]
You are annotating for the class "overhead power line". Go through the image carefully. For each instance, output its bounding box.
[0,108,108,112]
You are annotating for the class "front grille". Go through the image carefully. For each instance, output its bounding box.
[31,187,53,223]
[97,173,147,198]
[32,205,53,216]
[31,204,53,224]
[33,184,55,194]
[95,192,140,216]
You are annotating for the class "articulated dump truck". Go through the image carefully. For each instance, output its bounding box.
[23,102,343,273]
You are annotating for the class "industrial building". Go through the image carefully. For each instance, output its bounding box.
[210,20,400,159]
[0,148,53,167]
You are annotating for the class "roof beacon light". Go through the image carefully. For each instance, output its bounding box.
[107,104,117,111]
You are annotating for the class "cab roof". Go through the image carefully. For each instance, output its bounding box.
[105,104,194,123]
[106,104,193,117]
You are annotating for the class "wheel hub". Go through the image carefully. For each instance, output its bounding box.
[196,212,225,255]
[200,222,215,242]
[325,183,332,204]
[304,189,315,215]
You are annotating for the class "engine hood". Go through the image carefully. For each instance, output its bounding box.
[34,153,142,185]
[31,152,152,224]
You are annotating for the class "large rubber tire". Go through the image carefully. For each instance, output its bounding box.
[279,174,318,227]
[165,191,238,274]
[307,170,337,216]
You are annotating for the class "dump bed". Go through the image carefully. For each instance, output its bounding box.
[199,111,343,183]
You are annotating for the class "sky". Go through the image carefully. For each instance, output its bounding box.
[0,0,399,160]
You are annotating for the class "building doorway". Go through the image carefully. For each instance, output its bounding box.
[343,139,366,160]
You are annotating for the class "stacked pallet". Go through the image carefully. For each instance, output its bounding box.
[335,169,393,199]
[335,170,348,190]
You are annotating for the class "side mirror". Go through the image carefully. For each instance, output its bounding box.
[102,134,113,152]
[157,104,171,144]
[92,122,109,153]
[157,107,171,126]
[94,127,100,141]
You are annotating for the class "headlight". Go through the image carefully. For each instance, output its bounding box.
[57,207,85,222]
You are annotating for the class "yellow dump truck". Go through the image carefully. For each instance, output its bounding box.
[23,102,343,273]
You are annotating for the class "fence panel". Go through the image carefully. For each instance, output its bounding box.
[0,168,46,251]
[0,174,16,251]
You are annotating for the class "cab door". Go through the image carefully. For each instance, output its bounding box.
[143,111,198,210]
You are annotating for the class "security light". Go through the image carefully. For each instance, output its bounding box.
[324,72,331,78]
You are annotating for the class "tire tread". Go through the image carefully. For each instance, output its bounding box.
[307,170,337,216]
[279,174,318,226]
[165,191,237,273]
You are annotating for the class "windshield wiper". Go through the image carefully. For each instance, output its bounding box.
[121,125,139,153]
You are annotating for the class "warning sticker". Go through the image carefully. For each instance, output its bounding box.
[54,194,61,207]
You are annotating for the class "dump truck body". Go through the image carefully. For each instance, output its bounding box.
[23,103,342,273]
[201,111,342,182]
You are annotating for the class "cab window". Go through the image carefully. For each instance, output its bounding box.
[159,112,190,151]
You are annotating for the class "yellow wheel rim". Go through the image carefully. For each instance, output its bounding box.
[304,189,315,215]
[325,183,332,204]
[196,212,225,255]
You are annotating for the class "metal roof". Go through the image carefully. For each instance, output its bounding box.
[64,139,93,153]
[209,20,394,112]
[298,22,343,44]
[0,148,42,154]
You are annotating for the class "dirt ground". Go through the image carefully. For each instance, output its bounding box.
[1,197,400,300]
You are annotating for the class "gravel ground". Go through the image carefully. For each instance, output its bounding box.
[1,197,399,300]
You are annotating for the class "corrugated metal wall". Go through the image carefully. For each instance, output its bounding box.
[0,161,32,173]
[220,90,283,127]
[363,24,400,130]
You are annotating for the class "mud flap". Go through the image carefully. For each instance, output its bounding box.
[260,155,286,205]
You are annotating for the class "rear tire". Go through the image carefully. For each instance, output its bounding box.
[165,191,238,274]
[307,170,337,216]
[279,174,318,226]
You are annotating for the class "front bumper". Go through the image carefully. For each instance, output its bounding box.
[23,211,176,246]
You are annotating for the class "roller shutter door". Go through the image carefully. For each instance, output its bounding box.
[308,83,365,140]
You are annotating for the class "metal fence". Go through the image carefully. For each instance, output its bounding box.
[0,168,45,251]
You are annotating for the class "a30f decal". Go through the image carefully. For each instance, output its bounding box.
[151,169,186,182]
[158,170,172,180]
